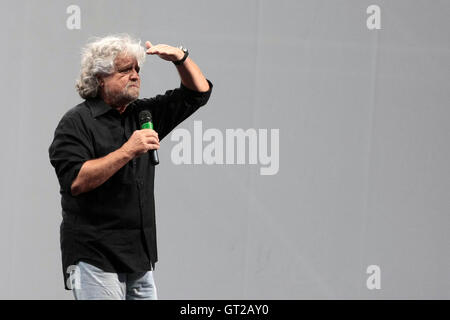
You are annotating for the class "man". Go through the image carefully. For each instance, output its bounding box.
[48,34,212,300]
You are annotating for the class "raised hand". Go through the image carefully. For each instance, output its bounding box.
[145,41,184,62]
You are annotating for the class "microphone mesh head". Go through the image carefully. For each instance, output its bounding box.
[139,110,152,126]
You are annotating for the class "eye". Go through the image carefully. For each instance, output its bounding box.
[119,65,139,74]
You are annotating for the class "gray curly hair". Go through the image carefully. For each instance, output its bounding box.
[76,34,146,99]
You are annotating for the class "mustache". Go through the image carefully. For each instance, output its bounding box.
[126,82,140,88]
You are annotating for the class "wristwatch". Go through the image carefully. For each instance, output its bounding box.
[173,46,189,65]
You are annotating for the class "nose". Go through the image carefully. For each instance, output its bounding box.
[130,69,139,80]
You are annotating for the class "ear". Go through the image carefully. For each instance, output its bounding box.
[96,76,104,87]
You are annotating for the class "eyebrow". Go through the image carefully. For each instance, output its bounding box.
[118,64,139,72]
[118,64,132,70]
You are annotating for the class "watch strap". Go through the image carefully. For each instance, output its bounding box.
[173,46,189,65]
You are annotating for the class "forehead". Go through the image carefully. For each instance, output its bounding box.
[114,54,138,68]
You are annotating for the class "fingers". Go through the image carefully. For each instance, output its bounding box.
[146,45,161,54]
[145,136,160,146]
[137,142,159,155]
[146,143,160,151]
[146,44,174,55]
[146,43,160,54]
[140,129,159,140]
[142,132,160,150]
[145,136,160,151]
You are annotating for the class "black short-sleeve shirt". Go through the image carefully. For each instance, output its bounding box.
[49,80,212,290]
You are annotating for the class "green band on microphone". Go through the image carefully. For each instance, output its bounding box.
[141,122,153,129]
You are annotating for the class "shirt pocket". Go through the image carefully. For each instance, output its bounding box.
[93,125,124,157]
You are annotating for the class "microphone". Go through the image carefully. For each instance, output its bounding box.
[138,110,159,166]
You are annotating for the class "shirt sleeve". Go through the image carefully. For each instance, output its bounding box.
[134,79,213,140]
[48,114,94,195]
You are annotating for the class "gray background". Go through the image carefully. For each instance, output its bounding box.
[0,0,448,299]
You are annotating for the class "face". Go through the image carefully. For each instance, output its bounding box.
[99,54,141,107]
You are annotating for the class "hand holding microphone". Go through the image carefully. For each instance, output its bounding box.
[139,110,160,165]
[121,110,160,165]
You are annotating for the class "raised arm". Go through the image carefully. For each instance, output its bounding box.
[145,41,210,92]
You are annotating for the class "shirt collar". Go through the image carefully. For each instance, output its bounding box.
[86,97,114,118]
[86,97,136,118]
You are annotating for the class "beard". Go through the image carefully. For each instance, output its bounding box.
[104,83,140,107]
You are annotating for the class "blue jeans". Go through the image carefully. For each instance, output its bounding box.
[70,261,158,300]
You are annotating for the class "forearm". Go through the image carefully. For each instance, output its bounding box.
[71,147,132,196]
[175,57,210,92]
